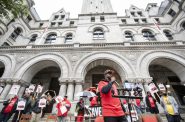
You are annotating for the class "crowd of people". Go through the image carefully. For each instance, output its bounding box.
[0,92,71,122]
[0,69,184,122]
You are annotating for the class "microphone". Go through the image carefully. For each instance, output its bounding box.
[113,80,120,86]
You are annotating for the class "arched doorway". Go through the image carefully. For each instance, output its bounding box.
[84,59,123,90]
[31,66,61,113]
[0,62,5,77]
[149,58,185,105]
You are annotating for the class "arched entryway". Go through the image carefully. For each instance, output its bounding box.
[149,58,185,105]
[0,62,5,77]
[84,59,123,89]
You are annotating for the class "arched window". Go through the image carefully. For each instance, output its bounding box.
[181,21,185,30]
[142,29,156,41]
[65,33,73,43]
[45,33,57,44]
[1,42,10,47]
[10,27,22,40]
[93,28,104,39]
[125,31,134,41]
[29,34,38,44]
[163,30,173,40]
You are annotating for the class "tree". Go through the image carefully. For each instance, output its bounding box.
[0,0,28,19]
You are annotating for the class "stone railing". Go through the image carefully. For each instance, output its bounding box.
[0,41,184,50]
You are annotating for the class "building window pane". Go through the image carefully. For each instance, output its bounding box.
[29,34,38,44]
[45,34,57,44]
[168,9,176,17]
[121,19,126,24]
[125,31,134,41]
[93,28,104,39]
[163,30,173,40]
[182,22,185,30]
[142,30,156,41]
[91,17,95,22]
[2,42,10,46]
[100,16,105,22]
[10,28,22,40]
[65,33,73,43]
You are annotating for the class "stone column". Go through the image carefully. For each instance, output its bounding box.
[74,82,83,100]
[0,84,12,100]
[66,82,75,100]
[58,82,67,97]
[17,82,29,97]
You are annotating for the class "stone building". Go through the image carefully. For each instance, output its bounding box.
[0,0,185,112]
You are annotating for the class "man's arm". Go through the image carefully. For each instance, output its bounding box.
[101,81,114,94]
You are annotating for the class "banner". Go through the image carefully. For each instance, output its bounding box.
[9,85,20,95]
[17,100,26,110]
[87,106,102,117]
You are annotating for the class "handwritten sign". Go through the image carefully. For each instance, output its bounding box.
[17,100,26,110]
[36,85,43,93]
[9,85,20,95]
[39,98,46,108]
[148,83,158,93]
[29,84,35,92]
[158,84,166,91]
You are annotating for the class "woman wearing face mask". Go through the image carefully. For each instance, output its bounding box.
[160,91,180,122]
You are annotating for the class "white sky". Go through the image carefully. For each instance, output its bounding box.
[34,0,163,20]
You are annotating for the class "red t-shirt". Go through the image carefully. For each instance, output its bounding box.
[4,97,18,113]
[56,99,71,117]
[98,80,125,117]
[136,99,141,107]
[148,97,155,108]
[90,96,98,106]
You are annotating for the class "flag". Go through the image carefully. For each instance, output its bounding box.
[152,18,169,41]
[38,17,52,43]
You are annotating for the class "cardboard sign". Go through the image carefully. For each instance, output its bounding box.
[9,85,20,95]
[17,100,26,110]
[148,83,158,93]
[60,106,67,114]
[88,107,102,117]
[36,85,43,93]
[39,98,46,108]
[29,84,35,92]
[158,84,166,91]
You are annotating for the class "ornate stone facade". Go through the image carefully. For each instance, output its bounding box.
[0,0,185,110]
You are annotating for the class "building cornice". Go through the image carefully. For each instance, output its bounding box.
[0,41,185,53]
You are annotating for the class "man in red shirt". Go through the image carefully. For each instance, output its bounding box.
[98,69,127,122]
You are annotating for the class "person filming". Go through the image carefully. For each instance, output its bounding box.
[98,69,127,122]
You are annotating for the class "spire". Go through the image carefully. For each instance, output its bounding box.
[81,0,113,14]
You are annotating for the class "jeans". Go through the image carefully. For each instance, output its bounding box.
[166,114,180,122]
[0,113,12,122]
[58,116,67,122]
[104,116,128,122]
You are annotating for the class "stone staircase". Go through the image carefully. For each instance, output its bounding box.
[7,113,185,122]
